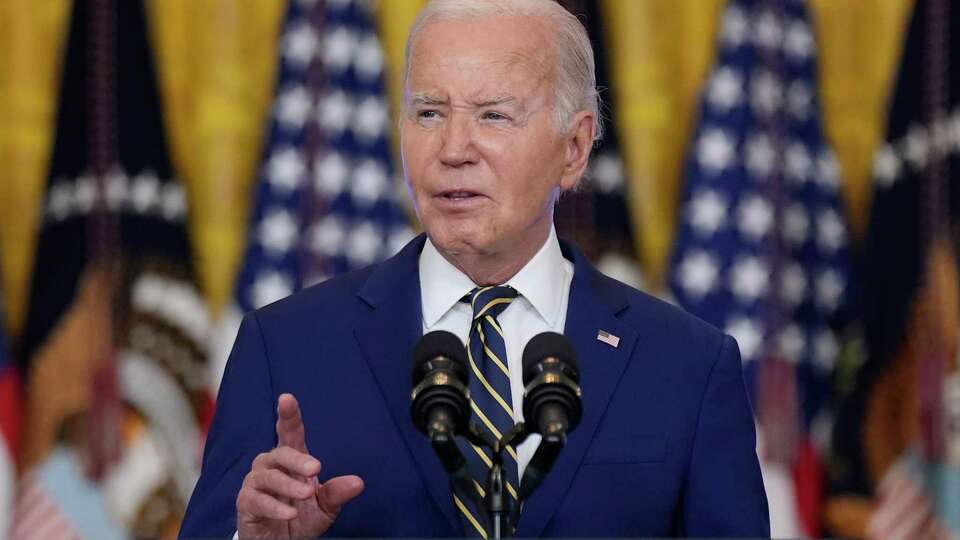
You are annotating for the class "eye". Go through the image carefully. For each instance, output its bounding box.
[417,110,440,120]
[481,111,509,121]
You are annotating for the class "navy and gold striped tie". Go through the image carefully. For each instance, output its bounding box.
[455,286,520,538]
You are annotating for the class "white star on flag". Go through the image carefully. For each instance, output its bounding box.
[276,85,314,131]
[314,152,350,196]
[815,152,841,190]
[267,147,307,193]
[353,96,389,142]
[698,128,736,173]
[74,175,98,213]
[813,329,839,372]
[283,22,319,68]
[355,34,385,82]
[351,159,388,207]
[902,124,929,170]
[324,26,357,72]
[678,250,720,299]
[738,194,774,240]
[708,67,744,111]
[689,189,728,237]
[258,208,300,256]
[106,168,129,211]
[319,90,354,135]
[873,145,902,188]
[777,324,806,363]
[251,270,294,309]
[160,183,188,221]
[590,153,625,193]
[815,208,847,253]
[48,180,72,220]
[814,268,844,313]
[309,215,347,257]
[131,170,161,213]
[726,315,764,362]
[784,20,814,60]
[731,256,770,303]
[723,6,749,48]
[345,222,382,266]
[785,143,812,184]
[754,10,783,50]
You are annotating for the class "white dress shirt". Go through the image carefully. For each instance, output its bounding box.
[418,225,574,478]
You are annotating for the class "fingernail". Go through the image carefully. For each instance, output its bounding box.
[303,458,320,472]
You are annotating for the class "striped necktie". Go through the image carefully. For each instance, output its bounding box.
[455,285,520,538]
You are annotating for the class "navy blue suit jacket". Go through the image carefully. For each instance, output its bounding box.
[180,236,769,538]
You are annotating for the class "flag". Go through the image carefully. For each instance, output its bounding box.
[13,0,210,537]
[668,0,854,536]
[0,286,19,540]
[826,0,960,537]
[211,0,415,389]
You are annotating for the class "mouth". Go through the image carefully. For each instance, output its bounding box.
[436,189,484,201]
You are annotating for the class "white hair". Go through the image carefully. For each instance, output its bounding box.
[404,0,604,141]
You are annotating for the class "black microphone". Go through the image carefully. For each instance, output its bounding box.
[410,330,471,440]
[518,332,582,501]
[521,331,582,438]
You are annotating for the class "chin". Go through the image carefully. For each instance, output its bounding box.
[425,226,490,256]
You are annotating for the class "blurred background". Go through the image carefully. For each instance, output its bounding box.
[0,0,957,538]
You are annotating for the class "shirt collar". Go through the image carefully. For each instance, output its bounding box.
[419,226,568,328]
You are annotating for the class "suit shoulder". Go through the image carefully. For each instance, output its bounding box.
[595,272,731,363]
[251,264,377,331]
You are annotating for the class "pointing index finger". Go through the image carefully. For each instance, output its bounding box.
[276,393,309,453]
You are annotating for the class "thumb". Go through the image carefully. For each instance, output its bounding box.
[276,393,309,453]
[316,475,364,516]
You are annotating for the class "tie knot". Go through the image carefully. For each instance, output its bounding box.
[466,285,518,320]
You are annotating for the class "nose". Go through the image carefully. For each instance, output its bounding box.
[438,113,479,167]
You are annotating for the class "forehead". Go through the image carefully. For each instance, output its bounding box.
[407,15,555,96]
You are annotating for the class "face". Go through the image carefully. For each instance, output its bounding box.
[401,14,594,261]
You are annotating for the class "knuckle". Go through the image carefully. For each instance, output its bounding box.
[236,490,251,513]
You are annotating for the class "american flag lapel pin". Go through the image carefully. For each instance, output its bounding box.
[597,330,620,348]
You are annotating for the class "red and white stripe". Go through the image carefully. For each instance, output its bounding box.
[867,463,957,540]
[11,476,84,540]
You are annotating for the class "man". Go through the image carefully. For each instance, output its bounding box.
[180,0,770,537]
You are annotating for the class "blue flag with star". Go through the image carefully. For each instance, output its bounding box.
[668,2,853,533]
[234,0,413,314]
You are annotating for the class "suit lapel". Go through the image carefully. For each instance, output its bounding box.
[515,243,638,538]
[353,235,462,535]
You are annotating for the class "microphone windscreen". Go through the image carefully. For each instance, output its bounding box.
[411,330,468,384]
[522,331,578,384]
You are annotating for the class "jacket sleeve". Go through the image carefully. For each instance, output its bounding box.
[682,334,770,537]
[179,313,278,539]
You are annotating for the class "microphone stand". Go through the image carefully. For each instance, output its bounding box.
[429,421,563,539]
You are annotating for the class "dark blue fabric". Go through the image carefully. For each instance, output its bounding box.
[179,235,770,538]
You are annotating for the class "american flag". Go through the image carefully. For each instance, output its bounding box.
[668,0,853,536]
[234,0,413,315]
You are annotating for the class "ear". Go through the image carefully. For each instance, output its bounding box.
[558,110,597,191]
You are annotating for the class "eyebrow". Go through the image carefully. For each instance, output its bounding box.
[408,93,519,108]
[471,96,517,108]
[409,93,446,106]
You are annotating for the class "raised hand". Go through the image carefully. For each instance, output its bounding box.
[236,393,364,539]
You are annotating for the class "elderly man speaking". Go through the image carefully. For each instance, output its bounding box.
[179,0,769,537]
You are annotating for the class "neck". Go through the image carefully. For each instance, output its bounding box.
[437,219,553,286]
